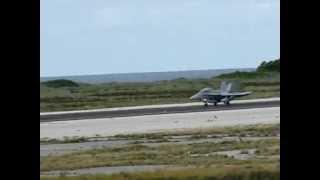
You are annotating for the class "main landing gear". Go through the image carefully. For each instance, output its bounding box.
[204,102,217,107]
[203,101,228,107]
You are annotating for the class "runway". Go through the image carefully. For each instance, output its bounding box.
[40,106,280,139]
[40,98,279,122]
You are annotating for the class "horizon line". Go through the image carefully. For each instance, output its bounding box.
[40,67,256,78]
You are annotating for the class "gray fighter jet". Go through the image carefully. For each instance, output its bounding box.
[190,81,251,106]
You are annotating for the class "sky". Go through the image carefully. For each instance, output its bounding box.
[40,0,279,77]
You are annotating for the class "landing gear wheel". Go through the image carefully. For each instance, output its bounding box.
[225,101,230,105]
[204,102,208,107]
[214,102,217,106]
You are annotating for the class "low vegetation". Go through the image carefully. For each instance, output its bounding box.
[40,124,280,144]
[40,124,280,179]
[41,136,88,144]
[41,164,279,180]
[114,124,280,140]
[42,79,79,88]
[40,59,280,112]
[40,124,280,171]
[41,138,279,171]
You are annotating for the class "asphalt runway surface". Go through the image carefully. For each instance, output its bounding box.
[40,98,280,122]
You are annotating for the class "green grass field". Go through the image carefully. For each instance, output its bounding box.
[41,139,279,171]
[41,124,280,171]
[40,124,280,179]
[41,164,279,180]
[40,72,279,112]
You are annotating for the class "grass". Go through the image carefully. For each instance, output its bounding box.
[40,124,280,179]
[40,124,280,144]
[188,134,208,140]
[113,124,280,141]
[41,136,88,144]
[40,138,279,171]
[255,146,280,156]
[41,163,279,180]
[40,72,279,112]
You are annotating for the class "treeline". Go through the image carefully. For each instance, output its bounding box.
[257,59,280,72]
[216,59,280,79]
[41,59,279,88]
[41,79,79,88]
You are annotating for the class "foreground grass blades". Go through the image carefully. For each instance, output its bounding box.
[41,138,279,171]
[40,124,280,179]
[41,164,280,180]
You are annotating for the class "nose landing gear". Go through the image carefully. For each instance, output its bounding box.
[203,98,209,107]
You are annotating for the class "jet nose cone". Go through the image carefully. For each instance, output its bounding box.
[190,94,198,100]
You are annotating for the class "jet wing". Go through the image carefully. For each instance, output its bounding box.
[205,92,221,96]
[220,92,252,96]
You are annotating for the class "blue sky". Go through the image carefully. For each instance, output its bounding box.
[40,0,279,77]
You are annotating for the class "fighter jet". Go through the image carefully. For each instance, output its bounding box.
[190,81,251,106]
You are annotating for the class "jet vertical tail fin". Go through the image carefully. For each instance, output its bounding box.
[220,81,240,93]
[220,81,228,93]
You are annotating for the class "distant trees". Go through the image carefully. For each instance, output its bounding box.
[42,79,79,88]
[215,58,280,79]
[257,59,280,72]
[216,71,262,79]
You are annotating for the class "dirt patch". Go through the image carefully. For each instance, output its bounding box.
[41,136,279,157]
[41,165,187,176]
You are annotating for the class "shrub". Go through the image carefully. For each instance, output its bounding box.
[42,79,79,88]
